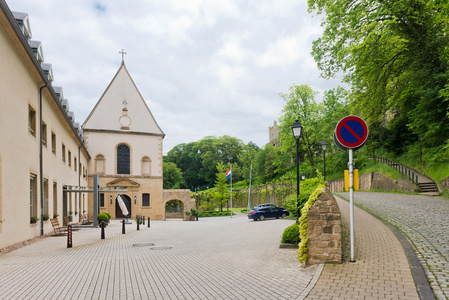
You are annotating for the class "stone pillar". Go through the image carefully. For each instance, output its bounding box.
[306,188,342,264]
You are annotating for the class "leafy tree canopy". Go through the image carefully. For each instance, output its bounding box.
[309,0,449,147]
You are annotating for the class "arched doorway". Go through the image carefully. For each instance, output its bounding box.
[165,199,184,219]
[115,194,131,218]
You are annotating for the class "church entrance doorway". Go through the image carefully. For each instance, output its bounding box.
[165,199,184,219]
[115,194,131,218]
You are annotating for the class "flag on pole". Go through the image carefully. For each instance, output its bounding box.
[226,168,232,179]
[249,166,252,180]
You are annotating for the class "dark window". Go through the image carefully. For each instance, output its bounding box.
[117,144,130,174]
[142,193,150,207]
[99,193,105,207]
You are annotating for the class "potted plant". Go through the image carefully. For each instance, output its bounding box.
[53,213,59,218]
[97,213,110,227]
[68,211,73,221]
[190,208,199,221]
[74,211,78,215]
[30,216,39,224]
[42,213,50,221]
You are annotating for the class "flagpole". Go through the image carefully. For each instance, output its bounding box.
[230,164,233,218]
[247,164,252,213]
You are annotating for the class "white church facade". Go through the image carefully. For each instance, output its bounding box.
[0,1,193,250]
[83,61,168,220]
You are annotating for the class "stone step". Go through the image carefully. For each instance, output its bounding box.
[417,182,439,193]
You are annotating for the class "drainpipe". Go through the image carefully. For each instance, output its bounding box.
[78,145,82,218]
[39,85,47,236]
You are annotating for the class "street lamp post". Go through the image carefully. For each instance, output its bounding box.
[291,119,303,221]
[321,139,327,180]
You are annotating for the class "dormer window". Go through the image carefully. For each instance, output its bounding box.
[12,11,32,42]
[53,86,63,102]
[29,40,44,64]
[41,63,54,84]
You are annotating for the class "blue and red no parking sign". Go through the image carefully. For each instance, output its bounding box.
[334,116,369,150]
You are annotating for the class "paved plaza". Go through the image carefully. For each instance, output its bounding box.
[0,213,318,300]
[338,192,449,300]
[1,191,446,299]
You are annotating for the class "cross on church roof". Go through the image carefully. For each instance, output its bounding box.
[119,49,127,63]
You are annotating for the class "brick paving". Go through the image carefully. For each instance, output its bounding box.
[338,192,449,299]
[0,214,318,300]
[305,196,420,300]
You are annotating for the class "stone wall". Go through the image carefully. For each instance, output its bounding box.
[440,177,449,192]
[306,188,342,265]
[327,172,416,193]
[327,178,345,193]
[359,172,373,190]
[371,173,416,193]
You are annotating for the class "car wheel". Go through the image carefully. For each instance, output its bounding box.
[281,213,287,218]
[259,215,266,221]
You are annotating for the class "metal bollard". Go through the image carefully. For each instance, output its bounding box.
[67,224,72,248]
[137,217,140,231]
[122,219,125,234]
[142,216,145,225]
[101,222,105,239]
[148,216,150,228]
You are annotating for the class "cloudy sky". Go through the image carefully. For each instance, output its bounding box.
[9,0,342,154]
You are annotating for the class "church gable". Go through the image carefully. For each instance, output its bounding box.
[106,178,140,187]
[83,63,164,136]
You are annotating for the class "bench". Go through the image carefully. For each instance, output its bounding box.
[81,214,93,225]
[64,216,81,227]
[50,218,68,236]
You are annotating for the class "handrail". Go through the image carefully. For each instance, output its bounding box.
[367,155,418,184]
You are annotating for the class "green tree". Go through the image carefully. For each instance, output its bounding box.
[278,84,322,165]
[213,162,230,211]
[309,0,449,148]
[163,162,187,189]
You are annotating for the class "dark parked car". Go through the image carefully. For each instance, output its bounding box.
[247,206,289,221]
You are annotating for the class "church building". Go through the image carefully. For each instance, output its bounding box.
[83,60,167,220]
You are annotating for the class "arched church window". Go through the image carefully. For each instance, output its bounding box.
[117,144,130,174]
[95,154,105,175]
[141,156,151,176]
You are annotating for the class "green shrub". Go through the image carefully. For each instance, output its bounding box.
[104,213,111,219]
[281,223,300,244]
[283,194,299,218]
[97,213,109,222]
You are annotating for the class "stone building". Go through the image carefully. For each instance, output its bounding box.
[0,1,193,250]
[83,61,169,220]
[0,2,90,248]
[268,120,280,147]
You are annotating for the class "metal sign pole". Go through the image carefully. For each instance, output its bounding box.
[349,149,355,262]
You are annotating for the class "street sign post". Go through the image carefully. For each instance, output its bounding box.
[334,116,369,262]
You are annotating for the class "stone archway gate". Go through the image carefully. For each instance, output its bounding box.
[162,189,195,221]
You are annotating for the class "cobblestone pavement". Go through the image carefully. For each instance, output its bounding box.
[305,197,419,300]
[337,192,449,299]
[0,213,318,300]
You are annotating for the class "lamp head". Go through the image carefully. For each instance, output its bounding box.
[291,119,303,139]
[321,139,328,150]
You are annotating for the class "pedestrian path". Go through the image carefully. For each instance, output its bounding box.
[338,192,449,300]
[305,196,420,300]
[0,214,318,300]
